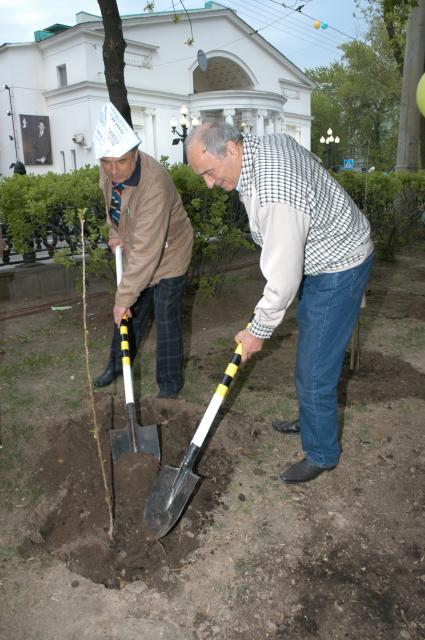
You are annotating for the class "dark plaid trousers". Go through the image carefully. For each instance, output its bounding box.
[111,275,186,396]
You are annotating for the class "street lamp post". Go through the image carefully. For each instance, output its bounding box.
[170,105,199,164]
[3,84,18,162]
[319,127,340,171]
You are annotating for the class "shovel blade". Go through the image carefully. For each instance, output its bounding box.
[110,423,160,463]
[143,464,200,539]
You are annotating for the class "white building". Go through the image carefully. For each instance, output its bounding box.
[0,1,314,176]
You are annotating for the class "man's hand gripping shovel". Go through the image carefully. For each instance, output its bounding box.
[110,245,160,463]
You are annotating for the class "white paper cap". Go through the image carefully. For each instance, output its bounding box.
[93,102,141,159]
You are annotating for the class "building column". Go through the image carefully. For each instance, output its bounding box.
[144,108,156,156]
[224,108,235,125]
[266,117,274,135]
[256,110,268,136]
[274,115,284,134]
[240,110,254,133]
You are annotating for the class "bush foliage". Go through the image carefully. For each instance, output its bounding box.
[335,170,425,259]
[168,163,252,293]
[1,164,424,284]
[0,168,105,256]
[0,163,252,295]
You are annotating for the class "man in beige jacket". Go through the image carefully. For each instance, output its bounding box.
[93,103,193,398]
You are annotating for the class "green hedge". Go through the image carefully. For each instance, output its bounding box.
[335,170,425,259]
[1,165,424,279]
[0,167,105,256]
[168,163,251,293]
[0,163,252,294]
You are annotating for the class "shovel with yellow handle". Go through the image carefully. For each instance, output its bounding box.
[110,245,161,463]
[144,338,244,538]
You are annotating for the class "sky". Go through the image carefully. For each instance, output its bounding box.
[0,0,369,72]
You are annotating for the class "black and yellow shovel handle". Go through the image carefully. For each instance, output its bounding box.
[213,320,251,401]
[119,315,131,369]
[191,340,244,449]
[214,342,243,400]
[114,245,131,369]
[115,245,135,405]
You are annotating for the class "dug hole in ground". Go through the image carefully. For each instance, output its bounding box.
[0,245,424,640]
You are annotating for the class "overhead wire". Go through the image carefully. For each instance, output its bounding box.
[240,0,362,51]
[152,1,299,67]
[159,0,350,52]
[138,0,364,49]
[224,0,350,60]
[140,0,367,71]
[267,0,361,41]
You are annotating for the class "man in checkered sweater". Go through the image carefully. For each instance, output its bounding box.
[186,122,373,484]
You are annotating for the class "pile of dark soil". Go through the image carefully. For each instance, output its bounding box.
[21,397,244,590]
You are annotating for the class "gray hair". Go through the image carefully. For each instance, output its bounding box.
[185,122,243,158]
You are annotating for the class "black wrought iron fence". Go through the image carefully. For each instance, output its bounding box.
[0,210,106,267]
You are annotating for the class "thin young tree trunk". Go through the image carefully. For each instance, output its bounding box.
[395,0,425,172]
[421,86,425,169]
[79,212,114,542]
[97,0,132,126]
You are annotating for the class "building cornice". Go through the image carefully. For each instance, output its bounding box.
[279,76,316,90]
[43,81,289,115]
[189,89,287,111]
[37,26,158,53]
[0,42,35,52]
[43,80,190,104]
[284,111,314,122]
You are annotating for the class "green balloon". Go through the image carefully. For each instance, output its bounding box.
[417,73,425,117]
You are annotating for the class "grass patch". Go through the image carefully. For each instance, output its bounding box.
[0,437,42,513]
[0,544,20,562]
[402,324,425,350]
[1,346,84,383]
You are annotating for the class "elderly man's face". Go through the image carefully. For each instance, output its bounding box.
[100,149,138,183]
[187,139,243,191]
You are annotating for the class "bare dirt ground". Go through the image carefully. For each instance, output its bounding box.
[1,245,424,640]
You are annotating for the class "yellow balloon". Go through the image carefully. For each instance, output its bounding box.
[313,20,321,29]
[417,73,425,117]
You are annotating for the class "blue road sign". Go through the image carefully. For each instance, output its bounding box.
[344,159,354,170]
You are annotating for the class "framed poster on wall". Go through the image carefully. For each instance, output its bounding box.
[20,115,53,165]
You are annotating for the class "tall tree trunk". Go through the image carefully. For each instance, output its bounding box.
[421,48,425,169]
[383,12,404,76]
[395,0,425,172]
[97,0,132,127]
[421,112,425,169]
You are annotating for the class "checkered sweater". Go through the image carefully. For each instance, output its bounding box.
[238,134,373,338]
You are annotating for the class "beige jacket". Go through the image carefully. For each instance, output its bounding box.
[100,151,193,310]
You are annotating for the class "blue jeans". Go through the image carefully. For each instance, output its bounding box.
[295,253,374,468]
[111,275,187,397]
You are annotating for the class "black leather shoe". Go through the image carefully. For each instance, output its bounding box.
[272,418,300,434]
[93,366,122,388]
[279,458,334,484]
